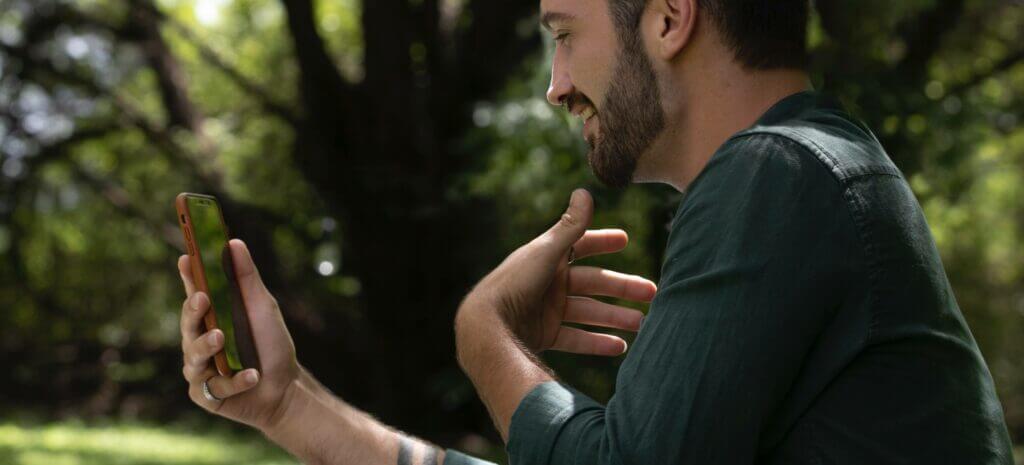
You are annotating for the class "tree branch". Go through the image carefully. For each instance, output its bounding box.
[0,37,319,322]
[895,0,966,82]
[275,0,358,216]
[71,162,184,251]
[0,39,219,188]
[280,0,353,117]
[125,0,204,132]
[946,46,1024,98]
[132,0,301,127]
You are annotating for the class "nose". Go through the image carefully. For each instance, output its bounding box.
[546,54,573,107]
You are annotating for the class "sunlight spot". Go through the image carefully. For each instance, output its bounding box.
[322,13,340,32]
[195,0,229,26]
[317,261,336,276]
[924,80,945,100]
[3,157,25,178]
[473,107,493,127]
[65,36,89,59]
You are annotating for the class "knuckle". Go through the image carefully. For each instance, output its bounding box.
[191,293,206,311]
[559,212,578,227]
[183,364,198,381]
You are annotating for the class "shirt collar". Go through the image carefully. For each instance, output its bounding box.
[752,90,845,127]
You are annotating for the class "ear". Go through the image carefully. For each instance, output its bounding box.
[649,0,696,60]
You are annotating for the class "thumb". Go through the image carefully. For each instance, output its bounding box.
[228,238,295,363]
[228,239,271,301]
[543,189,593,253]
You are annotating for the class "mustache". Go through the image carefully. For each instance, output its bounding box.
[564,92,595,114]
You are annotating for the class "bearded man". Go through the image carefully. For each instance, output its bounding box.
[176,0,1014,464]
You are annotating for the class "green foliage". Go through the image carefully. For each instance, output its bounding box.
[0,420,298,465]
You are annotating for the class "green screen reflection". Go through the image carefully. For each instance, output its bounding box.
[187,197,242,371]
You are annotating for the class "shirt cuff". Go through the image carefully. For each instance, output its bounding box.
[443,449,497,465]
[506,381,604,465]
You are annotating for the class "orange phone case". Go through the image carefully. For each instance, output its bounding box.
[176,193,233,377]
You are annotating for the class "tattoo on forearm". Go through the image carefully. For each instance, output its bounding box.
[423,447,439,465]
[397,435,441,465]
[397,437,413,465]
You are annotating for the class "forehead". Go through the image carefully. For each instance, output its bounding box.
[539,0,596,29]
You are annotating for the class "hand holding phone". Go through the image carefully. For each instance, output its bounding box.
[176,193,260,375]
[176,194,302,430]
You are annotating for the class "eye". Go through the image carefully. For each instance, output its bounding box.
[554,32,571,44]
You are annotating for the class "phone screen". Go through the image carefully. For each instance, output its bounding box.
[186,196,244,371]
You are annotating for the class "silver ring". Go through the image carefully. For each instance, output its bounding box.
[202,376,223,402]
[568,246,576,265]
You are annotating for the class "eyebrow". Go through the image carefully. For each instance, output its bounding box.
[540,11,576,31]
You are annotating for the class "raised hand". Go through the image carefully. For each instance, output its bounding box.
[461,189,657,357]
[178,239,300,431]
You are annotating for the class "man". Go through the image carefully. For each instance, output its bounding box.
[177,0,1014,463]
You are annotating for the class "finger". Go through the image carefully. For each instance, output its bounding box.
[204,369,261,401]
[569,266,658,302]
[178,254,196,297]
[539,189,594,258]
[189,367,219,406]
[564,296,644,331]
[549,326,628,356]
[571,229,628,260]
[180,292,210,346]
[183,329,224,382]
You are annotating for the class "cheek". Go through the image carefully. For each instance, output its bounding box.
[571,43,615,106]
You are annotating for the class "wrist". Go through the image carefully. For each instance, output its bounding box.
[455,297,506,359]
[454,297,553,441]
[260,373,315,442]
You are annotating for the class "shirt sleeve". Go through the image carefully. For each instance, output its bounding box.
[443,449,498,465]
[506,134,860,465]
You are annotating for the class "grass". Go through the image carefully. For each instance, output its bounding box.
[0,419,299,465]
[16,417,1019,464]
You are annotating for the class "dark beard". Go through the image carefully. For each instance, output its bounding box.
[587,33,665,188]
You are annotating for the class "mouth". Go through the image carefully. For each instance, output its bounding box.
[578,106,596,123]
[571,104,597,123]
[571,105,599,143]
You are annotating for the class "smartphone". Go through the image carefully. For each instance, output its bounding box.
[176,193,260,376]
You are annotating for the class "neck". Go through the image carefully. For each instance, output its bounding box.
[641,66,812,192]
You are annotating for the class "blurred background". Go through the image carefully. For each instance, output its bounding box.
[0,0,1021,463]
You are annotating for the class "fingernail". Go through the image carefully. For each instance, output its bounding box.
[246,370,259,384]
[569,189,584,209]
[209,331,222,345]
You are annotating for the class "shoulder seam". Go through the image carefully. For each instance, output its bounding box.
[729,128,903,183]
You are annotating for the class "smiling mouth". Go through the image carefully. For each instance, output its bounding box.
[572,105,598,140]
[578,106,596,123]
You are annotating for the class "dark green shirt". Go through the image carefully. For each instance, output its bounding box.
[446,91,1013,465]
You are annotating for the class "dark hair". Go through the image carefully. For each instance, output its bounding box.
[607,0,809,70]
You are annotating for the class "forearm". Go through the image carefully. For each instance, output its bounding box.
[262,372,445,465]
[455,301,553,441]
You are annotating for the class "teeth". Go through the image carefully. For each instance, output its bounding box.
[580,107,596,122]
